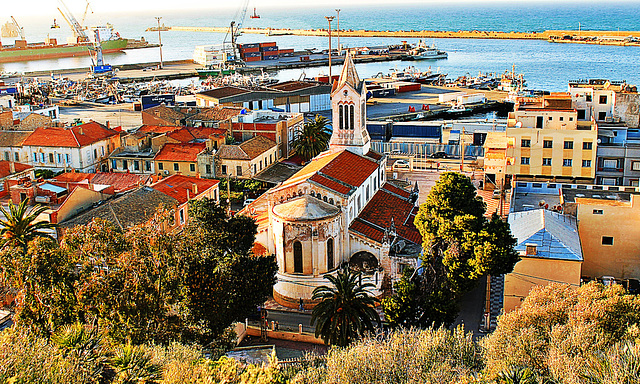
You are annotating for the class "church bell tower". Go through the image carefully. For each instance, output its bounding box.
[328,51,371,156]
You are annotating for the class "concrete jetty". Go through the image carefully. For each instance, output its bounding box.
[150,26,640,47]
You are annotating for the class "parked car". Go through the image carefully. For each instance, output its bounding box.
[429,151,449,159]
[393,160,410,169]
[243,198,256,207]
[492,189,502,199]
[601,276,617,286]
[628,278,640,294]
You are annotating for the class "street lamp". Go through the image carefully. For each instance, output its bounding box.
[155,16,163,69]
[325,16,335,81]
[335,9,341,55]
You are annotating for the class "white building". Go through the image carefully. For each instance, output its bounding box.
[21,121,121,172]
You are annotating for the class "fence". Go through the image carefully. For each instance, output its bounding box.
[371,141,484,158]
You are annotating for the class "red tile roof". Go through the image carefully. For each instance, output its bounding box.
[52,172,95,183]
[365,150,384,161]
[198,86,250,99]
[349,185,422,245]
[382,182,411,199]
[22,122,119,148]
[92,173,152,193]
[154,143,206,162]
[309,173,352,195]
[137,125,183,134]
[166,128,196,143]
[0,161,32,178]
[152,174,219,204]
[320,150,380,189]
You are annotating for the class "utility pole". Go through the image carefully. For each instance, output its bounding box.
[155,16,163,69]
[335,9,341,55]
[227,173,231,216]
[460,126,465,172]
[325,16,335,81]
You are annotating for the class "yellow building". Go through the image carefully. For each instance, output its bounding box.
[154,143,206,177]
[504,209,583,312]
[482,131,511,189]
[506,94,597,182]
[562,189,640,280]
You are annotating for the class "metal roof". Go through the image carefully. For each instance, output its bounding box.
[508,209,583,262]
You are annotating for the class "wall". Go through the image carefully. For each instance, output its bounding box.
[576,195,640,279]
[503,257,581,312]
[155,160,199,177]
[614,93,640,128]
[55,187,106,223]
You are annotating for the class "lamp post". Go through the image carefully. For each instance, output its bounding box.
[335,9,341,55]
[155,16,163,69]
[325,16,335,81]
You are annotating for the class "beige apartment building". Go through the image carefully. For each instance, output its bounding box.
[506,94,597,182]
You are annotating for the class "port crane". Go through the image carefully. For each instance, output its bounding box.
[56,0,90,43]
[80,1,94,30]
[10,17,25,40]
[223,0,251,65]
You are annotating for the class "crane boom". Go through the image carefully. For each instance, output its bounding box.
[10,16,25,40]
[223,0,250,64]
[57,0,89,43]
[80,0,93,29]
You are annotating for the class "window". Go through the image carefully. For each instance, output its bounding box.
[101,147,104,156]
[339,105,344,130]
[350,105,355,131]
[173,163,179,171]
[521,157,530,165]
[221,164,227,175]
[39,153,45,163]
[134,161,140,171]
[586,94,592,102]
[66,154,70,164]
[270,154,273,164]
[145,161,151,171]
[543,140,553,148]
[563,159,573,167]
[259,160,263,170]
[603,159,617,169]
[548,116,553,121]
[179,209,185,225]
[32,153,37,162]
[583,142,593,150]
[599,95,608,104]
[3,152,8,161]
[569,117,574,121]
[582,160,592,168]
[632,161,640,171]
[49,153,54,163]
[293,241,303,273]
[122,160,128,170]
[327,238,334,271]
[602,236,614,245]
[253,164,256,174]
[559,116,564,121]
[236,166,242,176]
[593,209,603,215]
[190,164,195,172]
[536,116,543,128]
[57,154,61,163]
[14,152,19,162]
[598,111,607,121]
[206,164,211,174]
[564,141,574,149]
[158,162,164,170]
[542,158,552,166]
[577,110,586,120]
[111,159,117,169]
[93,149,97,159]
[521,139,531,147]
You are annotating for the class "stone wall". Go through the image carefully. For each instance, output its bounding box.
[614,93,640,128]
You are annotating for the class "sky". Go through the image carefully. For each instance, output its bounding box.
[5,0,640,17]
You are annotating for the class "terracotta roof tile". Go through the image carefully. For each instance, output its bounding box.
[382,183,411,199]
[240,136,276,158]
[143,105,185,124]
[154,143,206,162]
[0,161,32,178]
[365,150,384,161]
[349,185,422,245]
[309,173,352,195]
[52,172,95,183]
[189,106,243,122]
[198,86,251,99]
[22,122,119,148]
[166,128,196,143]
[152,174,219,204]
[137,125,183,134]
[92,173,152,193]
[0,131,32,147]
[319,150,379,189]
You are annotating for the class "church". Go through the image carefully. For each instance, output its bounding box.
[252,53,423,308]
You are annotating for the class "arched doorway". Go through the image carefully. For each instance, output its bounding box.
[327,238,334,271]
[349,251,378,274]
[101,164,108,172]
[293,241,303,274]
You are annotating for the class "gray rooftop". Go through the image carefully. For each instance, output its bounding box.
[508,209,582,262]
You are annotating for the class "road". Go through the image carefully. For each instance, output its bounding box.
[249,309,315,334]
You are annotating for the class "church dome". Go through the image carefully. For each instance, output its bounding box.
[272,195,340,221]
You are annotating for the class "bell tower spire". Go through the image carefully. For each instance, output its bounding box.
[328,51,370,155]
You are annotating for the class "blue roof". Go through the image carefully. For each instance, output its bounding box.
[508,209,583,262]
[39,183,67,194]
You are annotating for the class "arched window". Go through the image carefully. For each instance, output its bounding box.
[329,198,334,205]
[366,186,370,201]
[323,196,328,202]
[350,105,355,130]
[339,105,344,130]
[293,241,303,274]
[310,190,315,196]
[327,238,334,271]
[317,193,322,201]
[344,104,349,130]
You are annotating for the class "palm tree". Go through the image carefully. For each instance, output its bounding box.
[310,268,380,347]
[0,200,57,251]
[109,343,161,384]
[292,114,331,161]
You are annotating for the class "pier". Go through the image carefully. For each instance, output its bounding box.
[148,26,640,47]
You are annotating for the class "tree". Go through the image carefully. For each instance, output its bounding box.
[310,268,380,347]
[291,115,331,161]
[482,282,640,382]
[383,172,518,328]
[0,200,57,251]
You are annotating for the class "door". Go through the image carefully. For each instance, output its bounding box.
[293,241,303,274]
[536,116,543,128]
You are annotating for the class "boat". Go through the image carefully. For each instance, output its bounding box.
[409,41,447,60]
[250,8,260,19]
[0,38,127,63]
[447,104,470,113]
[196,66,237,78]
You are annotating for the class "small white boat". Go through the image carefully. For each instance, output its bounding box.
[447,104,469,113]
[409,41,448,60]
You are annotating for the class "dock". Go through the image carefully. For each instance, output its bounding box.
[148,26,640,46]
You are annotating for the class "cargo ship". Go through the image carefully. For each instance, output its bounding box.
[0,37,127,63]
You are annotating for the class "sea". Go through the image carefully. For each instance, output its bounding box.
[2,2,640,92]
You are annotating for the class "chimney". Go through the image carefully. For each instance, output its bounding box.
[106,121,110,129]
[9,161,15,174]
[78,126,83,135]
[192,183,198,196]
[525,243,538,256]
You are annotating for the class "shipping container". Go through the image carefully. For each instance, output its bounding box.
[262,55,278,60]
[395,83,421,93]
[279,48,294,53]
[241,46,260,53]
[239,43,260,49]
[243,51,262,58]
[244,56,262,62]
[262,51,279,57]
[391,123,441,139]
[370,88,396,98]
[366,122,392,141]
[141,94,176,110]
[261,45,279,52]
[259,42,277,47]
[457,93,487,105]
